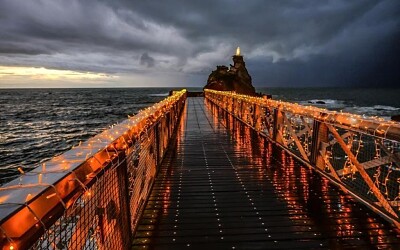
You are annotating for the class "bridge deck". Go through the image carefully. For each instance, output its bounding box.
[133,97,400,249]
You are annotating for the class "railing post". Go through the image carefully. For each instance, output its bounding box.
[233,98,238,117]
[230,96,234,113]
[117,150,133,249]
[253,104,260,130]
[310,120,329,170]
[273,108,284,144]
[155,122,160,166]
[166,112,170,142]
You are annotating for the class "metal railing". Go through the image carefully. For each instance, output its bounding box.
[0,90,187,250]
[205,89,400,228]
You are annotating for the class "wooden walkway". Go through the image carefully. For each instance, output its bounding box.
[133,97,400,249]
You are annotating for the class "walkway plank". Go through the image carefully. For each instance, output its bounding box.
[133,97,400,249]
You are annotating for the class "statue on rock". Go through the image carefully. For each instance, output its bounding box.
[204,47,256,96]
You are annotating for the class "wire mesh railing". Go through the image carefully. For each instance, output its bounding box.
[0,90,187,250]
[205,89,400,228]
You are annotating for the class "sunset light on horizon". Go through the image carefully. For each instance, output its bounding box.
[0,66,115,81]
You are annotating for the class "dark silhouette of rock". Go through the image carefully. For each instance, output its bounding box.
[204,48,256,96]
[308,100,326,104]
[391,115,400,122]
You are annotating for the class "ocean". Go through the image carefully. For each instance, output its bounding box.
[1,87,399,183]
[258,87,400,119]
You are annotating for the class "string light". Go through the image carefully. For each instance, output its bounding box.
[395,178,400,205]
[382,162,392,198]
[0,89,188,249]
[205,89,400,220]
[324,149,333,172]
[204,89,400,142]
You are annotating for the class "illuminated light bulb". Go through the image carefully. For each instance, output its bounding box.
[18,167,25,175]
[9,245,15,250]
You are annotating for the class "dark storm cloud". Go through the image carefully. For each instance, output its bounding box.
[140,53,155,68]
[0,0,399,86]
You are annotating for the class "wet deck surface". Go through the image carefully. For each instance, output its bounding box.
[133,97,400,249]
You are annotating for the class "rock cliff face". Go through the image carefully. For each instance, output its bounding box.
[204,52,256,96]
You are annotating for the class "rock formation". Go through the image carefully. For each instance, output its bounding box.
[204,47,256,96]
[391,115,400,122]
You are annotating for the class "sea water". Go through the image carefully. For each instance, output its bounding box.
[0,87,399,183]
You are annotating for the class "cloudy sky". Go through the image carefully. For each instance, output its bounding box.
[0,0,399,88]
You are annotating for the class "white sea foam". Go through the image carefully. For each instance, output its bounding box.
[342,105,399,120]
[306,99,338,104]
[300,99,347,109]
[371,105,400,111]
[148,93,169,97]
[300,99,399,120]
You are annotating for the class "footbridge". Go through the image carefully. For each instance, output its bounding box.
[1,90,400,249]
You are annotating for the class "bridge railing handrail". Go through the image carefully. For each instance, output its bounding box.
[0,89,187,249]
[204,89,400,141]
[205,89,400,228]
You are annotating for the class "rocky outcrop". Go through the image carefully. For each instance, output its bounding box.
[204,50,256,96]
[391,115,400,122]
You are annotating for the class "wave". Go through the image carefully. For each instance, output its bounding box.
[300,99,399,120]
[343,105,399,120]
[371,105,400,111]
[306,99,338,104]
[0,88,162,183]
[148,93,169,97]
[300,99,347,109]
